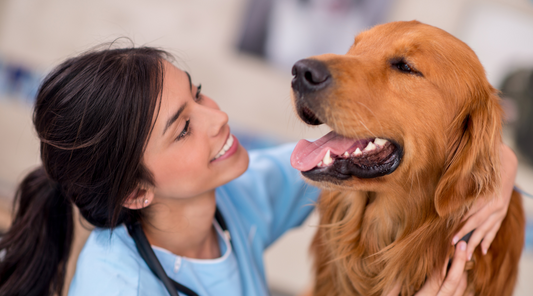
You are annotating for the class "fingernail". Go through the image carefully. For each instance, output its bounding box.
[452,236,459,245]
[459,241,467,251]
[483,248,487,255]
[468,253,472,260]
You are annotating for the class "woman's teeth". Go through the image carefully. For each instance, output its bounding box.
[213,135,234,160]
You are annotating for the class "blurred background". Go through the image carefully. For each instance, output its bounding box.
[0,0,532,295]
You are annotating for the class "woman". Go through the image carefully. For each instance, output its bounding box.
[0,47,517,296]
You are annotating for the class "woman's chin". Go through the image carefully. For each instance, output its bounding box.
[216,143,250,184]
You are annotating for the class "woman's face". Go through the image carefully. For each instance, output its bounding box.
[143,61,249,201]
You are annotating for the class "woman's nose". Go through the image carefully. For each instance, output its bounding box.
[211,110,228,137]
[204,105,228,137]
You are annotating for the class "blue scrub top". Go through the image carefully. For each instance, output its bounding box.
[68,143,320,296]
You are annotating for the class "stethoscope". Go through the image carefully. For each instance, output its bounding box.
[126,207,230,296]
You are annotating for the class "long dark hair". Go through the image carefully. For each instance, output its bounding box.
[0,46,169,296]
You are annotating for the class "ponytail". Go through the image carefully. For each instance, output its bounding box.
[0,46,168,295]
[0,167,73,296]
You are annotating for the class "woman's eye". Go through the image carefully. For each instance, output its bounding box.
[176,119,190,141]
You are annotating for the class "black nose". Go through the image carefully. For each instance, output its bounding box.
[291,59,331,94]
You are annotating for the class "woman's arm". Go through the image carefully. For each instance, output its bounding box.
[451,143,518,260]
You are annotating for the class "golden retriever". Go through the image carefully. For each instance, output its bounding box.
[289,21,525,296]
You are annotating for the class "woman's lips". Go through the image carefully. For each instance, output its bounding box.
[211,134,239,162]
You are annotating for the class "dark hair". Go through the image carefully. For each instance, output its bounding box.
[0,46,169,296]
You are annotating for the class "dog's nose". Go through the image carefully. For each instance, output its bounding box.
[291,59,331,93]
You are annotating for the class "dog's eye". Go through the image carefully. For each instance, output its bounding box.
[391,58,423,77]
[397,62,412,73]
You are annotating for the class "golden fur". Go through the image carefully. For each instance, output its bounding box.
[292,21,525,296]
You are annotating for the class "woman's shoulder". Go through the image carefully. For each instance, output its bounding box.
[78,226,139,262]
[68,226,144,295]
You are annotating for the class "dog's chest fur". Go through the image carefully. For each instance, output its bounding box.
[313,189,456,296]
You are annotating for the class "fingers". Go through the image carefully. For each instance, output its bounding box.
[452,271,468,296]
[415,269,441,295]
[464,212,501,258]
[437,241,468,296]
[453,201,489,245]
[415,242,468,296]
[453,195,508,257]
[480,220,502,254]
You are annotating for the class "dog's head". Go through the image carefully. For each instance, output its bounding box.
[290,21,502,217]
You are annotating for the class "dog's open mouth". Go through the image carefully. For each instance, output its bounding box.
[290,131,403,181]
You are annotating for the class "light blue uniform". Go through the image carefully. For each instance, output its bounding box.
[69,144,320,296]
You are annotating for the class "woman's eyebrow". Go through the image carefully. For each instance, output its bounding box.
[163,103,187,136]
[162,71,194,136]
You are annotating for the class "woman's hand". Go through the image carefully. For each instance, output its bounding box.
[416,241,469,296]
[386,241,470,296]
[452,143,517,260]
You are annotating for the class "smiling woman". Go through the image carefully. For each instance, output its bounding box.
[138,61,249,207]
[0,46,321,296]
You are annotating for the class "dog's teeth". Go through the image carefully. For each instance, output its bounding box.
[353,148,362,157]
[322,150,333,165]
[343,151,349,157]
[317,161,323,167]
[364,142,376,152]
[374,138,388,147]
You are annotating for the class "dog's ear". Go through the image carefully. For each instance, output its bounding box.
[434,85,502,217]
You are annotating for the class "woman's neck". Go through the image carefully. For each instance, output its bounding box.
[141,190,221,259]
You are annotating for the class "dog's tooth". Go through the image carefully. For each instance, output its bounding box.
[317,161,323,167]
[323,150,333,165]
[374,138,388,147]
[353,148,362,157]
[343,151,349,157]
[364,142,376,152]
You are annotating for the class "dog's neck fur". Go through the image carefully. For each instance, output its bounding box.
[315,180,462,296]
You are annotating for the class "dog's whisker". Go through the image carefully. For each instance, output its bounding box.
[348,108,378,139]
[355,101,385,136]
[349,109,378,138]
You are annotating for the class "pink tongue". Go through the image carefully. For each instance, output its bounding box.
[290,131,358,171]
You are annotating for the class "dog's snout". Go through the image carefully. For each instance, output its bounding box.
[292,59,331,93]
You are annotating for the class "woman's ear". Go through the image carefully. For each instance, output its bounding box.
[123,187,155,210]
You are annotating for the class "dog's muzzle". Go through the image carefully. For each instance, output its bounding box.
[291,59,331,125]
[291,59,331,94]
